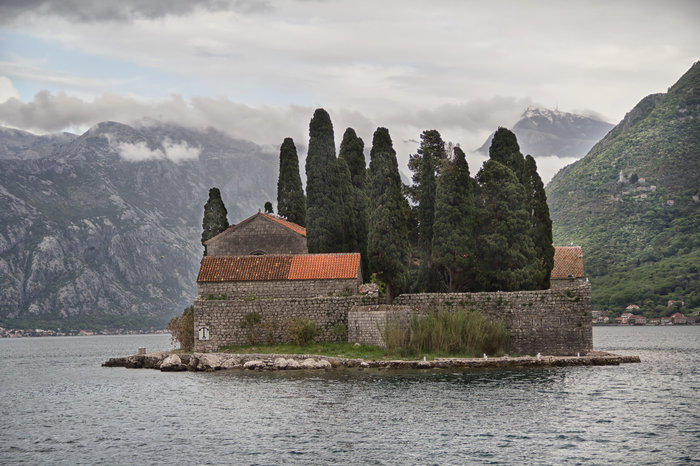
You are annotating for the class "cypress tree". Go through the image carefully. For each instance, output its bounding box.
[474,160,537,291]
[524,154,555,288]
[338,128,369,277]
[201,187,229,255]
[339,128,366,190]
[408,130,447,268]
[276,137,306,226]
[488,127,525,181]
[305,108,343,252]
[432,146,477,292]
[367,127,411,302]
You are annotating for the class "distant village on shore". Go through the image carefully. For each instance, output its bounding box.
[0,327,169,338]
[592,304,696,326]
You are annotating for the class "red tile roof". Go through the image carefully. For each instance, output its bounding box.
[261,212,306,237]
[289,254,360,280]
[197,253,360,282]
[551,246,585,279]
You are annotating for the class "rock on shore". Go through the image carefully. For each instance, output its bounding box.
[103,351,640,372]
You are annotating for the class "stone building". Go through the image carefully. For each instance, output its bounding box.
[550,246,585,289]
[204,211,307,256]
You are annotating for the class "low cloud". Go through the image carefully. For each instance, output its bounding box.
[0,76,21,103]
[112,137,201,163]
[0,0,269,24]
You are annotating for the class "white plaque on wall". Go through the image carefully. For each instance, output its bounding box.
[198,326,210,341]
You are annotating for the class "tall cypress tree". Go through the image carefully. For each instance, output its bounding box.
[488,127,525,181]
[339,128,366,189]
[201,187,229,255]
[474,160,537,291]
[408,130,447,268]
[432,146,477,292]
[367,127,411,302]
[276,137,306,226]
[305,108,343,252]
[339,128,369,277]
[523,154,555,288]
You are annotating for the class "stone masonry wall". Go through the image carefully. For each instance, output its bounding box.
[194,295,378,352]
[197,278,361,300]
[348,284,593,356]
[207,215,307,256]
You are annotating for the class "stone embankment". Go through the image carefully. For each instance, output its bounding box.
[103,351,640,372]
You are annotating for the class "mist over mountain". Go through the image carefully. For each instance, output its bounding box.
[547,62,700,314]
[476,107,614,159]
[0,122,277,329]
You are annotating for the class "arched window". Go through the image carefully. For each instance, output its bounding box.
[249,250,266,255]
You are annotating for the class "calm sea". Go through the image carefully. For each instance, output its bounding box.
[1,326,698,465]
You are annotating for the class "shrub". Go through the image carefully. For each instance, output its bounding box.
[381,318,410,351]
[260,319,279,345]
[240,311,263,344]
[380,307,510,357]
[370,273,386,297]
[166,305,194,351]
[331,322,347,341]
[285,317,318,346]
[408,307,509,356]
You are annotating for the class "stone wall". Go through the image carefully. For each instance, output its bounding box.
[194,295,378,352]
[194,284,593,355]
[348,284,593,356]
[207,214,307,256]
[197,278,361,300]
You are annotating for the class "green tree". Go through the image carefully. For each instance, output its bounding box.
[407,130,448,291]
[166,305,194,350]
[367,127,411,302]
[305,108,343,252]
[432,146,477,292]
[339,127,367,189]
[276,137,306,226]
[201,187,229,255]
[408,130,448,266]
[339,127,369,277]
[475,160,538,291]
[523,155,555,288]
[488,127,525,181]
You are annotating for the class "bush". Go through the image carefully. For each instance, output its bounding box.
[331,322,348,341]
[381,307,509,357]
[381,318,410,351]
[166,305,194,351]
[240,312,263,344]
[285,318,317,346]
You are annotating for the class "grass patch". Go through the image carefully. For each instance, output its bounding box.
[383,307,510,358]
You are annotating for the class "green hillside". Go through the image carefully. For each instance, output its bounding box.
[547,62,700,316]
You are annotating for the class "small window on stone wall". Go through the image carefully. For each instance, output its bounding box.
[249,250,266,255]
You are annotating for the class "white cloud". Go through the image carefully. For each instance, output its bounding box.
[0,76,20,103]
[111,136,201,163]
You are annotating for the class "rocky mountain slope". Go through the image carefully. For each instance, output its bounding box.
[477,107,614,158]
[0,122,277,329]
[546,62,700,314]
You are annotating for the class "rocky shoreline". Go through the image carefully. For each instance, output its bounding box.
[102,351,641,372]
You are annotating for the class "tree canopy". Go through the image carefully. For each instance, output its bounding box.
[276,137,306,226]
[201,187,229,255]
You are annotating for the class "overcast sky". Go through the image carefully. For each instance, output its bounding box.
[0,0,698,183]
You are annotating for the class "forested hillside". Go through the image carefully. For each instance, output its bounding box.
[547,62,700,315]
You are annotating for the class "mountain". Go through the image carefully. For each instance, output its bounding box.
[0,122,277,330]
[476,107,614,158]
[546,62,700,315]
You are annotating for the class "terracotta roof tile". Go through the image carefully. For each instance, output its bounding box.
[261,213,306,237]
[197,253,360,282]
[289,253,360,280]
[551,246,585,278]
[197,255,292,282]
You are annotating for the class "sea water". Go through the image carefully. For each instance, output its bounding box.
[0,326,698,464]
